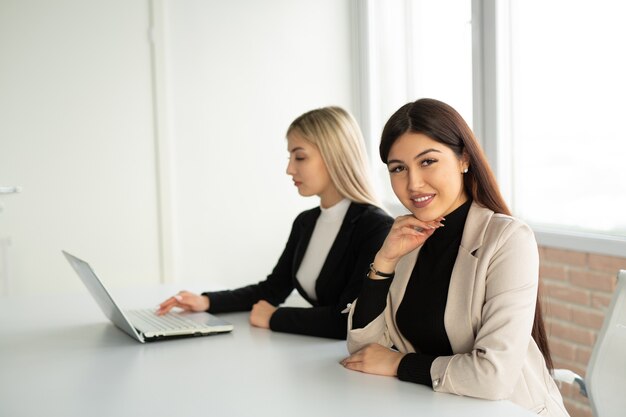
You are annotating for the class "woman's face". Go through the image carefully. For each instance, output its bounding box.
[286,133,336,202]
[387,132,469,221]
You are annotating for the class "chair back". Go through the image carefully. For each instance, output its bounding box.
[586,269,626,417]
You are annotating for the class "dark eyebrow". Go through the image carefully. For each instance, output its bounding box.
[387,148,441,165]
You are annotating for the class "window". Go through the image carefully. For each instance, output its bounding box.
[359,0,626,255]
[485,0,626,254]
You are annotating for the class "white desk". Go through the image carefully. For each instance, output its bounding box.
[0,285,537,417]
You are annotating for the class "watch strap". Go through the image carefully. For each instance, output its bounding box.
[369,262,395,278]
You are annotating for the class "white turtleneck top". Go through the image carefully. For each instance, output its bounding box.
[296,198,351,301]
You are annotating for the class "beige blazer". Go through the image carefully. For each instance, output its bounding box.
[347,202,569,417]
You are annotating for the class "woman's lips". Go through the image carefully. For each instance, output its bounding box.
[411,194,434,208]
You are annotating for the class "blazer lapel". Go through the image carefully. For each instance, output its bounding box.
[292,208,320,274]
[444,202,494,353]
[313,203,362,298]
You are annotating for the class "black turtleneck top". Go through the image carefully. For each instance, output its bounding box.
[352,199,472,386]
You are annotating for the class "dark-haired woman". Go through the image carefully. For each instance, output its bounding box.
[341,98,568,417]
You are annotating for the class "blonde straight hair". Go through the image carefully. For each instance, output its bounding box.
[286,106,380,208]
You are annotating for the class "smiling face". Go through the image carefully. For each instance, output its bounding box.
[286,132,341,207]
[387,132,469,221]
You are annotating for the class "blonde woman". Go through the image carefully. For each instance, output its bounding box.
[158,107,392,339]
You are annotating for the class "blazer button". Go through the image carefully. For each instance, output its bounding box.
[432,379,440,388]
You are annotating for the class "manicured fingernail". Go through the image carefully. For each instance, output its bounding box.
[175,295,183,301]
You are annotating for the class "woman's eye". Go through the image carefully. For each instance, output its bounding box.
[295,157,305,161]
[420,158,437,167]
[388,165,405,173]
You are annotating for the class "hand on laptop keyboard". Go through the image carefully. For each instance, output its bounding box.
[156,291,210,315]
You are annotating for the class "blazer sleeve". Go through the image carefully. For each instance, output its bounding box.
[430,221,540,400]
[346,296,394,353]
[204,214,304,313]
[270,209,392,339]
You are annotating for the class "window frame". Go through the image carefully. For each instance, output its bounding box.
[475,0,626,257]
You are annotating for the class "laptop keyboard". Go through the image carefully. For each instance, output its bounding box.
[127,309,212,332]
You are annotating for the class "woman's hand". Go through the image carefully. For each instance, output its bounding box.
[373,215,444,273]
[341,343,406,377]
[249,300,278,329]
[156,291,209,315]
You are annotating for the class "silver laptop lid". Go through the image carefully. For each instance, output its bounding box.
[62,251,144,343]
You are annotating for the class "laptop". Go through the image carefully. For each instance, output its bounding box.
[62,251,233,343]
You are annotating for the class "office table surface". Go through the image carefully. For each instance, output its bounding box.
[0,285,538,417]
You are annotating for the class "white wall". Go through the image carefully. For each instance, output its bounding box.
[162,0,355,288]
[0,0,356,294]
[0,0,161,294]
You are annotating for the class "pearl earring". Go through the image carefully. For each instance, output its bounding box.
[462,168,468,174]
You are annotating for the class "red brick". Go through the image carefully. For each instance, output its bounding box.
[547,321,596,346]
[552,358,566,369]
[563,400,593,417]
[587,253,626,273]
[543,247,587,266]
[591,292,613,310]
[558,382,588,400]
[544,282,590,306]
[558,382,576,397]
[550,339,577,361]
[538,246,548,263]
[566,363,587,376]
[571,308,606,330]
[569,269,616,292]
[540,264,567,281]
[575,346,593,366]
[545,302,572,321]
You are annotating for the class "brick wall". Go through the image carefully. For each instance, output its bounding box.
[539,246,626,417]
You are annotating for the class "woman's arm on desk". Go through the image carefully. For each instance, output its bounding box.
[269,213,392,339]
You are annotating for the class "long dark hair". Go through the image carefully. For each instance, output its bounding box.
[380,98,553,370]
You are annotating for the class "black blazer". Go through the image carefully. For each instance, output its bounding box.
[204,202,392,339]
